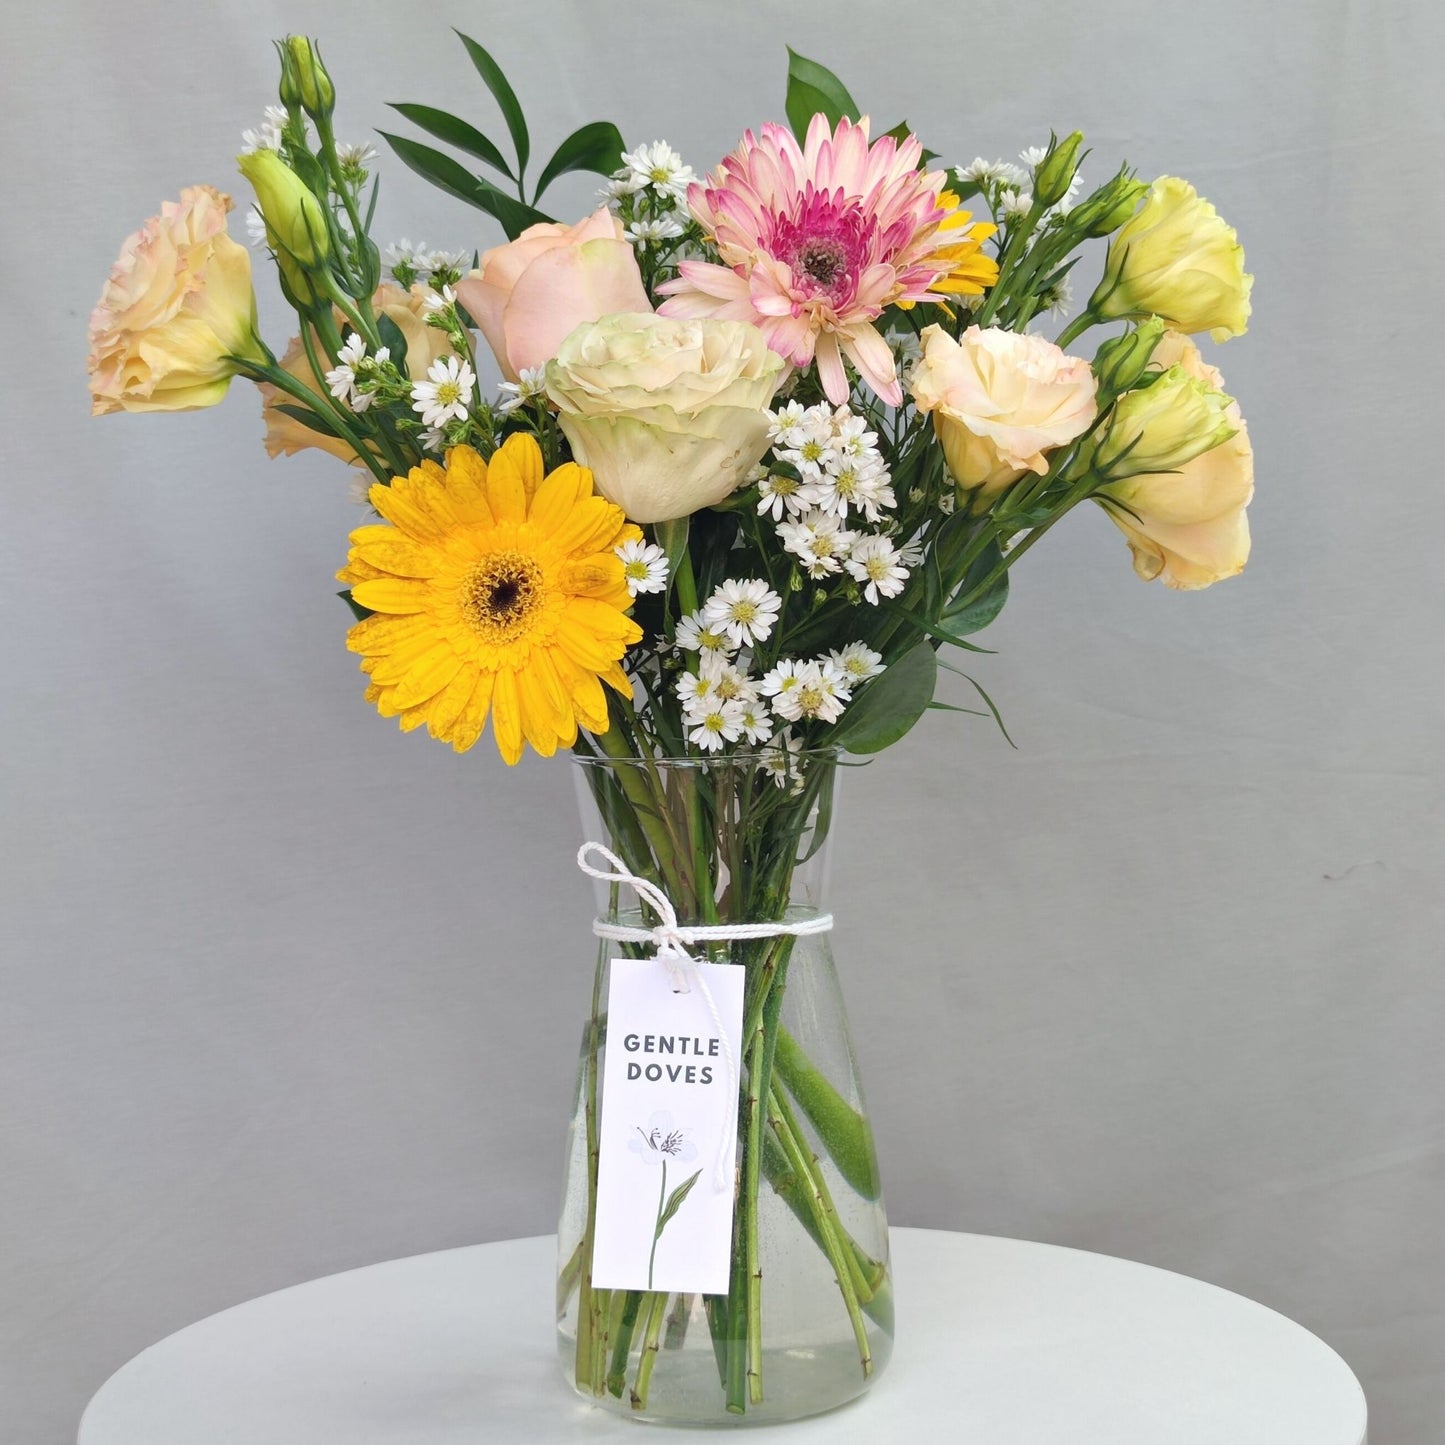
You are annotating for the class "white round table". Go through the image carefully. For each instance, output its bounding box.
[78,1228,1366,1444]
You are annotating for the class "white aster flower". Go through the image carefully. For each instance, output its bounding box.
[759,727,800,787]
[324,332,368,405]
[495,365,547,416]
[776,418,838,481]
[422,283,457,314]
[620,140,696,203]
[829,642,886,685]
[384,238,430,282]
[736,696,774,745]
[336,141,380,173]
[601,173,645,202]
[846,534,911,603]
[700,652,754,705]
[757,470,807,522]
[1020,144,1049,169]
[410,355,474,428]
[957,158,1027,189]
[701,579,782,648]
[777,510,856,578]
[1042,277,1074,317]
[687,697,745,752]
[762,659,851,724]
[426,248,470,282]
[767,400,807,443]
[998,189,1033,219]
[624,215,686,245]
[616,538,669,597]
[676,668,719,715]
[674,610,735,656]
[240,105,287,154]
[805,456,896,524]
[418,425,448,454]
[245,206,269,249]
[831,410,880,461]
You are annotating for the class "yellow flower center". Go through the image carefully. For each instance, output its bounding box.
[730,600,758,625]
[624,559,650,580]
[798,685,826,714]
[435,379,463,408]
[460,552,545,643]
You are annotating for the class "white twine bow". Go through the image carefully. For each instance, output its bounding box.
[576,841,833,1192]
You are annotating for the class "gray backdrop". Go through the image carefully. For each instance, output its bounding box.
[4,0,1442,1440]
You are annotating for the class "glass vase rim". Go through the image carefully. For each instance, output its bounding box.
[572,745,842,772]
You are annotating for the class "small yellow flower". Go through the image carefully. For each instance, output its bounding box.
[338,435,642,763]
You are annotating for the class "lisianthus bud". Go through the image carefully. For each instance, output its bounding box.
[1094,365,1237,479]
[1069,170,1150,239]
[237,148,330,269]
[1090,176,1253,341]
[283,36,335,123]
[1034,131,1084,208]
[1092,317,1166,402]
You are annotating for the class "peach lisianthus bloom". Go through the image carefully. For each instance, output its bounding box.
[455,209,651,382]
[1095,333,1253,589]
[658,116,995,407]
[908,324,1098,500]
[88,185,261,415]
[257,284,465,463]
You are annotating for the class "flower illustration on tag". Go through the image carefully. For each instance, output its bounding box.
[630,1111,702,1288]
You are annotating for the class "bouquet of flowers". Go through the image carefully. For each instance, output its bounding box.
[88,35,1254,1426]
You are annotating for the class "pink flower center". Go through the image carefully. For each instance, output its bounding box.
[769,190,872,307]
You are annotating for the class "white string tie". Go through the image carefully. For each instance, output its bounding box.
[576,841,833,1192]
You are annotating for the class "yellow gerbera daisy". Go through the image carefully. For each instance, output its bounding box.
[928,193,999,298]
[337,434,643,764]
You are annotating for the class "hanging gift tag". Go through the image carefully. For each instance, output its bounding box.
[591,956,745,1295]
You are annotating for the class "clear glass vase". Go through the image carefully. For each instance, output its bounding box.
[556,749,892,1425]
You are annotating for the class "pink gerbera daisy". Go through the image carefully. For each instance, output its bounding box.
[657,114,993,407]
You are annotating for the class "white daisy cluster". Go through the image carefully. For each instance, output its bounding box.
[670,573,886,755]
[383,240,471,289]
[756,402,913,603]
[603,141,695,255]
[324,333,392,413]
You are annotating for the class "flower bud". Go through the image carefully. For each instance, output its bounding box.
[1090,176,1252,341]
[1070,170,1150,239]
[274,40,303,113]
[1094,365,1237,479]
[1091,316,1165,402]
[283,36,335,123]
[237,148,330,269]
[1034,131,1084,208]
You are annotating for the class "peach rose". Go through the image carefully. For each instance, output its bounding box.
[257,284,465,463]
[88,185,260,415]
[455,208,651,382]
[1095,333,1253,589]
[909,324,1098,501]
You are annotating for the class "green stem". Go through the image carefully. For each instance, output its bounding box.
[648,1159,668,1290]
[1054,307,1097,349]
[605,1290,645,1398]
[630,1291,669,1411]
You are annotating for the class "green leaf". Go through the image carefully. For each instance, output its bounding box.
[650,516,689,588]
[829,642,937,755]
[960,671,1016,748]
[375,313,408,374]
[387,102,513,179]
[941,570,1009,636]
[378,132,551,239]
[656,1168,702,1232]
[784,48,861,138]
[878,602,995,654]
[533,120,626,201]
[455,30,530,177]
[274,404,340,440]
[338,589,372,622]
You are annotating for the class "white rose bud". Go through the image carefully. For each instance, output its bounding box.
[544,313,786,523]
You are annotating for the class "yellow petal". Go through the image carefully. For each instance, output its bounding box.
[451,670,496,754]
[496,432,545,502]
[485,444,530,525]
[490,668,524,764]
[528,461,591,534]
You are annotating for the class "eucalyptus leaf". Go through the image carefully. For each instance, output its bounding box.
[455,30,530,176]
[784,48,861,137]
[387,102,514,178]
[534,120,626,201]
[829,642,937,754]
[941,570,1008,636]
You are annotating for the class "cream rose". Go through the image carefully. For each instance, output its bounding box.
[88,185,261,415]
[1091,176,1253,342]
[257,284,464,462]
[1094,333,1253,590]
[544,314,786,523]
[455,209,652,383]
[908,324,1098,501]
